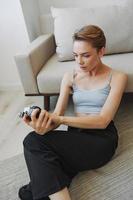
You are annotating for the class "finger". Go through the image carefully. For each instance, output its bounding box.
[41,112,50,128]
[23,114,30,125]
[36,110,47,132]
[45,118,53,129]
[36,128,48,135]
[23,114,36,129]
[31,109,40,123]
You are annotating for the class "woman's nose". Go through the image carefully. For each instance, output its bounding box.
[77,56,84,64]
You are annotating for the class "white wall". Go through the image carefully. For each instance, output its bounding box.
[0,0,29,90]
[20,0,41,41]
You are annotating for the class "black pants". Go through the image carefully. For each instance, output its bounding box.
[23,121,118,200]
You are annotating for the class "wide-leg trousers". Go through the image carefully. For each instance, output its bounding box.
[23,120,118,200]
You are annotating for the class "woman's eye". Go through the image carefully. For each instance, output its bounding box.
[84,55,90,58]
[73,54,90,58]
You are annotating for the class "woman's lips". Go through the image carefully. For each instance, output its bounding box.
[80,66,86,69]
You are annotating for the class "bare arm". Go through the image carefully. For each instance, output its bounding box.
[59,71,128,129]
[53,72,73,116]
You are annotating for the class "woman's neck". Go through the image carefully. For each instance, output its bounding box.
[83,63,105,77]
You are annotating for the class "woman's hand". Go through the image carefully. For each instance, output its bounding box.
[45,113,62,130]
[22,109,62,135]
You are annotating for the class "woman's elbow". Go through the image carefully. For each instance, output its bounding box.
[98,115,111,129]
[100,116,111,129]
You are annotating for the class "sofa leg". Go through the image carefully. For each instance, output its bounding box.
[44,96,50,111]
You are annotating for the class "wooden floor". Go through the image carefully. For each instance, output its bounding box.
[0,90,132,161]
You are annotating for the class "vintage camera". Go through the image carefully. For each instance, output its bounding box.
[18,105,41,120]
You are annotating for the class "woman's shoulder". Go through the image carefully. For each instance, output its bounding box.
[62,71,75,87]
[110,69,128,87]
[111,69,128,79]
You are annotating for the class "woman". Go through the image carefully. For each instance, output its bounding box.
[19,25,127,200]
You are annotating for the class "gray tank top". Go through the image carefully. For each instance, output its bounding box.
[72,69,112,114]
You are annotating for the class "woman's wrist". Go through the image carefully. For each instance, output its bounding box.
[59,116,64,124]
[53,112,59,116]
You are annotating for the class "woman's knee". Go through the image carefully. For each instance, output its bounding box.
[23,131,39,150]
[23,131,52,152]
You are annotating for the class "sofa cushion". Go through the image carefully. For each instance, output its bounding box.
[37,54,77,94]
[51,5,133,61]
[37,52,133,93]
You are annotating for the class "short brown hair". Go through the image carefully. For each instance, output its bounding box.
[73,25,106,51]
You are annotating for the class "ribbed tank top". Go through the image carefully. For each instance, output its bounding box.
[72,69,112,114]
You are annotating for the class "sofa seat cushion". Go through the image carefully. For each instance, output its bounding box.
[37,52,133,94]
[37,54,77,94]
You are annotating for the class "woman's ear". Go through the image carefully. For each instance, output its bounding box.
[98,47,105,57]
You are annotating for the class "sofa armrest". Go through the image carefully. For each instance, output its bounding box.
[14,34,56,94]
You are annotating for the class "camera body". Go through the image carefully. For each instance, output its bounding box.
[19,105,41,120]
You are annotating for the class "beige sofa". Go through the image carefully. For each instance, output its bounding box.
[14,1,133,110]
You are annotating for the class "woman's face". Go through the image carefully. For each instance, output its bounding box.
[73,40,105,72]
